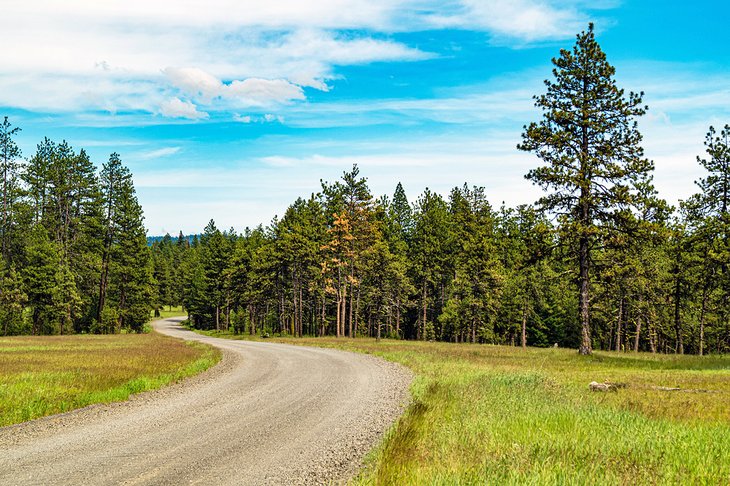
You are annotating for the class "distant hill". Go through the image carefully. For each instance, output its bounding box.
[147,234,199,246]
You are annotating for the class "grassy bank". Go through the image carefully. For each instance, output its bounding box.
[0,328,220,427]
[202,330,730,484]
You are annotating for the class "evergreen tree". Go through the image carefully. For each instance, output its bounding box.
[519,24,654,355]
[411,189,450,340]
[96,153,152,332]
[0,256,27,335]
[23,228,63,335]
[390,182,414,242]
[0,117,22,261]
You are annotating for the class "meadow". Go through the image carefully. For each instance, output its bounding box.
[201,330,730,485]
[0,329,219,427]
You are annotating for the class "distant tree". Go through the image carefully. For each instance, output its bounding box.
[24,138,54,225]
[200,220,232,331]
[0,117,22,260]
[390,182,414,242]
[109,171,153,332]
[97,153,127,325]
[684,124,730,352]
[97,153,152,332]
[0,256,27,335]
[411,189,450,340]
[23,228,63,335]
[519,24,654,355]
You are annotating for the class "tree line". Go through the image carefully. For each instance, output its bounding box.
[151,25,728,355]
[3,25,729,355]
[0,120,152,334]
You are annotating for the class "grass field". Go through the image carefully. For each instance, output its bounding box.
[201,331,730,485]
[0,329,219,427]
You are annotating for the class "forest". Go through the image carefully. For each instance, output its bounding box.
[0,121,152,335]
[2,26,729,355]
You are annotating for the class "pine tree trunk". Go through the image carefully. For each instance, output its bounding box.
[673,276,684,354]
[298,287,303,337]
[376,308,381,342]
[634,294,642,352]
[521,303,528,349]
[615,297,623,352]
[649,318,657,354]
[421,280,427,341]
[577,75,593,356]
[354,286,360,338]
[699,286,708,356]
[336,296,341,338]
[320,298,326,337]
[348,282,354,338]
[578,231,591,355]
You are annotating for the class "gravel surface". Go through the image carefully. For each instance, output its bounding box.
[0,317,412,485]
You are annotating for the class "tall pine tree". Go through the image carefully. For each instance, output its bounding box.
[519,24,654,355]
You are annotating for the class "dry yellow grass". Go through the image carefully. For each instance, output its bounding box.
[0,330,219,427]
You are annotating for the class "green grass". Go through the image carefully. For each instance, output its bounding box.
[0,326,220,427]
[201,330,730,485]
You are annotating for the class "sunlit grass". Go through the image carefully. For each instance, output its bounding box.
[202,330,730,484]
[0,328,220,427]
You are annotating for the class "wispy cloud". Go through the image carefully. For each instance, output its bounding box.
[427,0,587,43]
[0,0,593,119]
[159,98,209,120]
[137,147,182,160]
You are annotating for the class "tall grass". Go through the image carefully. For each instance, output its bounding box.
[0,331,219,427]
[205,330,730,484]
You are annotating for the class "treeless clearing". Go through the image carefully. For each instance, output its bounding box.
[0,329,219,426]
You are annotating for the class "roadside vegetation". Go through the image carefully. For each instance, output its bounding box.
[203,330,730,484]
[0,330,219,427]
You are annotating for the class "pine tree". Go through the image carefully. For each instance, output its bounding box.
[96,153,152,332]
[23,228,63,335]
[411,189,450,340]
[0,117,22,261]
[685,124,730,352]
[109,172,153,332]
[24,138,54,225]
[519,24,654,355]
[0,256,27,335]
[390,182,414,242]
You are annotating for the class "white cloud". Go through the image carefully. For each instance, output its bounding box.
[163,67,305,106]
[0,0,594,118]
[226,78,304,105]
[159,98,209,120]
[163,67,222,101]
[423,0,587,43]
[137,147,182,159]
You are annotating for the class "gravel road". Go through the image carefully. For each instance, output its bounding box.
[0,317,412,485]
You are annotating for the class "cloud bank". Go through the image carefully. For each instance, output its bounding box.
[0,0,590,120]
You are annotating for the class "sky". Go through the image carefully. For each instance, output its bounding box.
[2,0,729,235]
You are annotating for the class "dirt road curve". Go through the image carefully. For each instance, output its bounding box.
[0,318,411,485]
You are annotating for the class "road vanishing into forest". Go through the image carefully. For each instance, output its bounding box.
[0,317,411,485]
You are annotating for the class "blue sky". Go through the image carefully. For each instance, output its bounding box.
[2,0,729,234]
